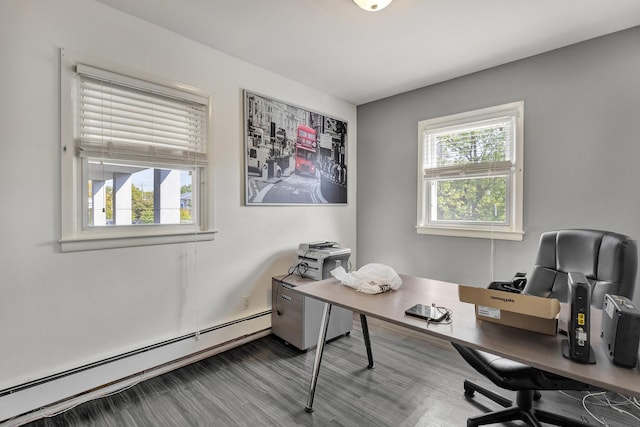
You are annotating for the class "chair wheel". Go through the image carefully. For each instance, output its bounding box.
[534,391,542,401]
[464,385,475,397]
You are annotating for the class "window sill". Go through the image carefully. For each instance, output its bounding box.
[416,226,523,241]
[59,229,218,252]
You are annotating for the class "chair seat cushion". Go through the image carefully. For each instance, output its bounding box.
[478,350,532,375]
[452,343,595,392]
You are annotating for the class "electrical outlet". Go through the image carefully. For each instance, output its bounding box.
[242,295,250,310]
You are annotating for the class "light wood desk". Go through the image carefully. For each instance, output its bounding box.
[293,274,640,412]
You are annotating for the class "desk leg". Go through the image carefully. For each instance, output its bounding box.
[360,314,375,369]
[305,302,332,413]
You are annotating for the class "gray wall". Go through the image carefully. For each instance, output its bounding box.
[357,26,640,304]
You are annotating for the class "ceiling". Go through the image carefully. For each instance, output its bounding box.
[96,0,640,105]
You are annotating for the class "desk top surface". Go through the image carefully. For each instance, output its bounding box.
[291,274,640,398]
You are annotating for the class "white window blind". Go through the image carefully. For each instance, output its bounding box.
[76,64,208,166]
[422,116,515,179]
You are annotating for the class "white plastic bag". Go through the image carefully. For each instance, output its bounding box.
[330,263,402,294]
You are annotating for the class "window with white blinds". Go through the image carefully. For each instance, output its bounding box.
[417,101,524,241]
[59,48,215,252]
[76,64,208,166]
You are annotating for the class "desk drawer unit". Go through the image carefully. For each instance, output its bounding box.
[272,276,352,350]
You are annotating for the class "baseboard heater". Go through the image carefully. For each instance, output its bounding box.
[1,311,271,425]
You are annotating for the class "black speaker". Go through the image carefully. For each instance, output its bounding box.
[562,272,596,363]
[601,294,640,368]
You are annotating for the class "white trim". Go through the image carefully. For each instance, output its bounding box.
[416,225,524,241]
[59,229,218,252]
[419,102,522,132]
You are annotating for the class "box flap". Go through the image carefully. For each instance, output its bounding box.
[458,285,560,319]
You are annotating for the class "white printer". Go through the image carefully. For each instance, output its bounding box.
[297,241,351,280]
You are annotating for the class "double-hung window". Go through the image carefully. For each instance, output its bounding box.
[417,101,524,241]
[60,49,215,251]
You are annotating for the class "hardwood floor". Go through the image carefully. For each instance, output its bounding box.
[21,317,639,426]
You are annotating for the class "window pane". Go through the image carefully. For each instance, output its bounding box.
[431,175,508,224]
[429,121,511,168]
[86,161,194,227]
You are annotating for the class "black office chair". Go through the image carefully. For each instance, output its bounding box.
[522,229,637,308]
[453,229,638,426]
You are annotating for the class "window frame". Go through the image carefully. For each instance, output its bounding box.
[60,48,216,252]
[416,101,524,241]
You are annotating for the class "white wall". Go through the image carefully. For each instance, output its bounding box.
[0,0,356,402]
[356,26,640,303]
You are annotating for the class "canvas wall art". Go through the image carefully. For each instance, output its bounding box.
[244,91,348,205]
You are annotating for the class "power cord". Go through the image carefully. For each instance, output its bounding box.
[426,306,453,327]
[558,390,640,426]
[275,262,309,315]
[288,261,309,277]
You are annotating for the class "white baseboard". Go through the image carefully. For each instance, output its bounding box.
[1,312,271,426]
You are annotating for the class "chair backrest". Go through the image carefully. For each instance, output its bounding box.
[522,229,638,308]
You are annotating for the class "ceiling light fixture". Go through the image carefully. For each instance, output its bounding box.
[353,0,392,12]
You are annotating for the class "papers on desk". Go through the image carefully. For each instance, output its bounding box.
[458,285,560,335]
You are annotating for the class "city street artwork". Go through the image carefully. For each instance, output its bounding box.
[244,90,348,205]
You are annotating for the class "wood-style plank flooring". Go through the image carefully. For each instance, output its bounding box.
[21,317,639,426]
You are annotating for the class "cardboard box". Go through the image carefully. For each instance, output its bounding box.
[458,285,560,336]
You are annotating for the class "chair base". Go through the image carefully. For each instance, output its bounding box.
[463,380,592,427]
